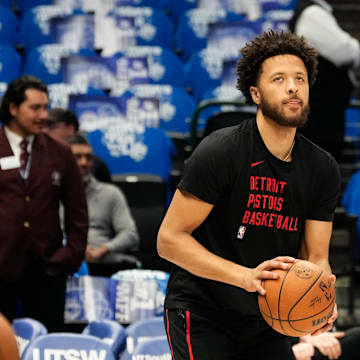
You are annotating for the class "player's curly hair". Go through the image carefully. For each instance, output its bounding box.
[236,30,318,104]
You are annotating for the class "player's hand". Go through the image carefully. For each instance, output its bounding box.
[311,275,337,335]
[292,342,314,360]
[307,331,345,359]
[244,256,295,295]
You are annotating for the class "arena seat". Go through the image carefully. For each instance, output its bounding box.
[16,0,52,13]
[128,84,195,134]
[175,9,245,61]
[121,317,166,360]
[12,318,48,357]
[21,333,116,360]
[113,46,185,87]
[0,6,18,47]
[18,5,76,52]
[82,320,127,359]
[0,45,22,83]
[132,336,171,360]
[62,55,118,91]
[96,7,174,53]
[23,44,95,84]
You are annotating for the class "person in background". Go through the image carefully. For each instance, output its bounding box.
[43,107,113,184]
[0,75,88,332]
[290,0,360,162]
[292,327,360,360]
[66,133,140,277]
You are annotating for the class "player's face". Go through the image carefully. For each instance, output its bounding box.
[71,144,94,178]
[251,54,310,128]
[8,89,49,137]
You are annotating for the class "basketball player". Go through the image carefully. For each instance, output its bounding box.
[157,30,340,359]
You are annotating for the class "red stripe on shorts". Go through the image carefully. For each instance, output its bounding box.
[165,309,175,359]
[186,310,195,360]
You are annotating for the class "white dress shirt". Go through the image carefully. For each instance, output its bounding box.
[295,0,360,69]
[4,126,34,179]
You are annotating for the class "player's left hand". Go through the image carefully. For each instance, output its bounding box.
[292,342,314,360]
[311,275,337,336]
[307,331,345,359]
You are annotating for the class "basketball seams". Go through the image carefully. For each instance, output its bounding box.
[277,261,297,336]
[261,280,274,328]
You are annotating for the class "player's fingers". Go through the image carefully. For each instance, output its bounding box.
[256,283,266,296]
[333,331,345,339]
[261,259,292,271]
[272,256,296,263]
[258,270,280,280]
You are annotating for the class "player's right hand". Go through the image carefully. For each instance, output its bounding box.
[243,256,295,295]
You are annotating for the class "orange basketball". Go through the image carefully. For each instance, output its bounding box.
[258,259,336,337]
[0,314,19,360]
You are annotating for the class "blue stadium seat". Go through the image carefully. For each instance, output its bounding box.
[127,84,196,134]
[113,46,185,87]
[12,318,48,356]
[0,45,21,83]
[96,7,174,53]
[23,44,95,84]
[17,5,74,52]
[82,320,127,359]
[62,55,118,91]
[68,94,175,180]
[167,0,197,22]
[0,0,13,9]
[50,13,95,50]
[0,6,17,46]
[48,82,106,108]
[87,127,175,183]
[121,317,166,360]
[132,336,170,359]
[21,333,116,360]
[175,9,246,61]
[260,0,298,12]
[16,0,52,13]
[12,318,48,357]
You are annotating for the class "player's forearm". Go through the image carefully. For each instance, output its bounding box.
[157,229,249,289]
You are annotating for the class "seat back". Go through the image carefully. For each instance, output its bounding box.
[132,336,171,359]
[12,318,48,357]
[82,320,127,358]
[21,333,116,360]
[112,174,167,254]
[0,45,21,83]
[121,317,166,360]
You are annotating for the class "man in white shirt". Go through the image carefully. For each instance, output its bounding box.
[290,0,360,161]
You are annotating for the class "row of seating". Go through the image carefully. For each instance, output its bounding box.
[13,316,169,360]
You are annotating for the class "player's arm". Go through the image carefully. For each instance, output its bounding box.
[300,219,333,274]
[301,219,337,334]
[157,189,294,294]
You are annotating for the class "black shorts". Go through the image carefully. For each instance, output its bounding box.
[164,307,295,360]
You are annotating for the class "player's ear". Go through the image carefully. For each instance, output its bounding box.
[250,86,260,105]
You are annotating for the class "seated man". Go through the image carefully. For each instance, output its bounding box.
[43,107,112,183]
[66,133,140,277]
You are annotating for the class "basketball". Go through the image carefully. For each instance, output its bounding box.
[0,314,19,360]
[258,259,336,337]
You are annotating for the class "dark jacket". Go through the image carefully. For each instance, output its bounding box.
[0,127,88,280]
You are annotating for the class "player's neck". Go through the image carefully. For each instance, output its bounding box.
[256,112,296,162]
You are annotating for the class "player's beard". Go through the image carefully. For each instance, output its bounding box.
[259,95,310,128]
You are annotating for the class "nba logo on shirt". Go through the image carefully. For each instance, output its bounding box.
[237,226,246,239]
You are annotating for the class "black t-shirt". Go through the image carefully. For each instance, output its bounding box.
[165,118,340,318]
